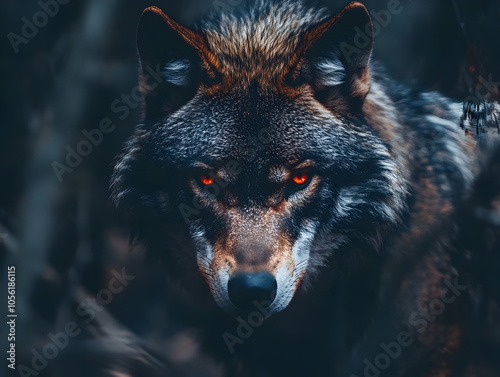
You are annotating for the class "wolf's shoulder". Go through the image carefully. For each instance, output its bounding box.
[369,70,481,203]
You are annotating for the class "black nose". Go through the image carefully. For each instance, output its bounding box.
[228,272,277,311]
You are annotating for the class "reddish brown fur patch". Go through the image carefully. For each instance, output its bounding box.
[201,2,372,98]
[395,246,465,377]
[363,98,396,142]
[209,208,295,275]
[404,175,453,242]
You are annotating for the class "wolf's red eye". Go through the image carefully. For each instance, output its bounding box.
[292,174,308,185]
[201,176,214,185]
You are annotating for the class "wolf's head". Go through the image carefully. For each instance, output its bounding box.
[111,1,408,316]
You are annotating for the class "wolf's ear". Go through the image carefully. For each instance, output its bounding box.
[296,2,374,110]
[137,7,215,114]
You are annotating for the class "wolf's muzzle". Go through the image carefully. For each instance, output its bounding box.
[228,272,277,311]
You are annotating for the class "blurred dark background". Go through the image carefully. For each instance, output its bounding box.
[1,0,499,376]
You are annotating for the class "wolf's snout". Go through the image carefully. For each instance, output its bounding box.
[228,272,277,311]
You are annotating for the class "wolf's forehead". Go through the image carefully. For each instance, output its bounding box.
[201,2,327,84]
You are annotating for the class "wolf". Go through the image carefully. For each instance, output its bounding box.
[110,1,499,376]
